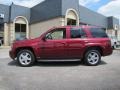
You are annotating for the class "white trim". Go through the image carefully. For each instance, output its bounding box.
[13,16,29,40]
[65,8,79,26]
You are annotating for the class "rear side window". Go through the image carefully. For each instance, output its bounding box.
[90,28,108,38]
[70,28,86,38]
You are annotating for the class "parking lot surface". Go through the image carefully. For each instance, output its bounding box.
[0,49,120,90]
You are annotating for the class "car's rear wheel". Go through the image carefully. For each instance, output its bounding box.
[84,50,101,66]
[17,50,35,67]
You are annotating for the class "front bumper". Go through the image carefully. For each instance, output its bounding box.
[9,50,15,60]
[103,47,113,56]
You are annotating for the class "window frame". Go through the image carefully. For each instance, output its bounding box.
[70,27,87,39]
[45,28,66,40]
[89,28,108,38]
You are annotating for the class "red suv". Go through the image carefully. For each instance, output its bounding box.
[9,26,113,66]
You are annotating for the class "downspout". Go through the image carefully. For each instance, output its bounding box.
[9,2,13,45]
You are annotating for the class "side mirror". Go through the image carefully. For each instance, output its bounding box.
[42,37,46,41]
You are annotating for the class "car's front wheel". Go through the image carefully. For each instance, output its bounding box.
[84,50,101,66]
[17,50,35,67]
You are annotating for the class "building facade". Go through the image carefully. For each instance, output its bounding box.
[0,0,119,46]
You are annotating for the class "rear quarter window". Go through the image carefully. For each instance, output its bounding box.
[90,28,108,38]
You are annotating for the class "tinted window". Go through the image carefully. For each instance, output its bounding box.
[21,24,26,32]
[90,28,108,38]
[46,28,66,40]
[15,24,20,32]
[70,28,86,38]
[15,24,26,32]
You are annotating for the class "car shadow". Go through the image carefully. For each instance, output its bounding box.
[8,60,20,67]
[100,60,107,65]
[8,60,107,67]
[35,61,82,67]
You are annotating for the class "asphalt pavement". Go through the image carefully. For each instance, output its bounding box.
[0,49,120,90]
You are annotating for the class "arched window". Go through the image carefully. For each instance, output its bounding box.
[65,9,79,26]
[14,16,29,40]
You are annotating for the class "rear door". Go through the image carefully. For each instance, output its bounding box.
[67,27,87,58]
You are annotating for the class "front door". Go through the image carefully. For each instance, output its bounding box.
[40,28,67,59]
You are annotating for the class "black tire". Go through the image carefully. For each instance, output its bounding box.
[84,49,101,66]
[17,50,35,67]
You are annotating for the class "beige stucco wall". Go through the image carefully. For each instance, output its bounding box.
[2,23,13,46]
[3,23,14,46]
[30,17,65,39]
[9,23,15,45]
[4,23,9,46]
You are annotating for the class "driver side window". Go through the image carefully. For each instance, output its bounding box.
[45,28,66,40]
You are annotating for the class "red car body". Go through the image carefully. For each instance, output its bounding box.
[9,26,113,66]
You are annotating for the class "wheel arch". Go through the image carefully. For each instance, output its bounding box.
[84,46,103,57]
[15,47,36,59]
